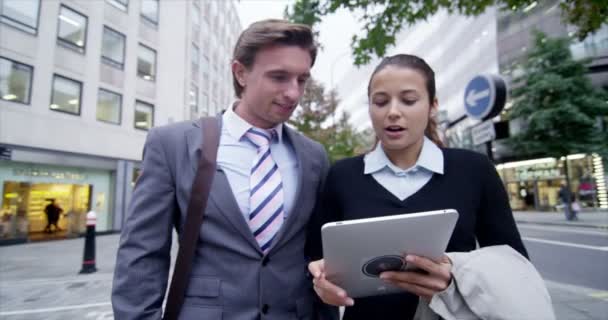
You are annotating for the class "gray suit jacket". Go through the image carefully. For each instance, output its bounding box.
[112,119,334,320]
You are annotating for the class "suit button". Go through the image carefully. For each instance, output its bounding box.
[262,304,269,314]
[262,256,270,266]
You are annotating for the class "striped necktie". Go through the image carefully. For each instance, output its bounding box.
[245,128,285,253]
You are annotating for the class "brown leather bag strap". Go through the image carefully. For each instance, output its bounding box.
[163,116,221,320]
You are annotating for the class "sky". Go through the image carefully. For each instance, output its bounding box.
[235,0,361,91]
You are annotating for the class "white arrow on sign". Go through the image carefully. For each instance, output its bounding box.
[466,89,490,107]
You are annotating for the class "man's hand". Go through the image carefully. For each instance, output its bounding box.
[308,259,354,307]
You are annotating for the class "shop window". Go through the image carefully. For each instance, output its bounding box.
[1,181,91,241]
[132,167,141,187]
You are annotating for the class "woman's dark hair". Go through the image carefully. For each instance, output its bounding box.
[367,54,444,147]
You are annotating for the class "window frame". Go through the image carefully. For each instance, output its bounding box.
[140,0,159,26]
[134,100,154,131]
[0,0,41,34]
[137,43,157,81]
[0,56,34,105]
[56,4,88,54]
[190,83,199,118]
[101,25,126,70]
[50,73,83,116]
[96,88,123,125]
[106,0,128,12]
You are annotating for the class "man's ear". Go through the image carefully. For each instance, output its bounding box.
[232,60,247,87]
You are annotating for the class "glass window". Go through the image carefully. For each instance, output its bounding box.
[0,0,40,34]
[191,2,200,28]
[106,0,128,12]
[57,5,87,53]
[191,43,200,68]
[0,57,33,104]
[50,75,82,115]
[96,89,121,124]
[137,44,156,81]
[101,26,125,69]
[140,0,158,25]
[134,100,153,130]
[190,84,198,119]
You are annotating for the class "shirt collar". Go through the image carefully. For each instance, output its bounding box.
[223,101,284,142]
[364,136,444,175]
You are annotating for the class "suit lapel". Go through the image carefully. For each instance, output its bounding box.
[208,170,261,252]
[186,116,261,252]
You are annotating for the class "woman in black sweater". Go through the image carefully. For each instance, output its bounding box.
[308,54,528,319]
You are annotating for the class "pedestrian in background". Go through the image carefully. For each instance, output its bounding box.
[43,199,63,233]
[571,195,581,221]
[558,182,575,220]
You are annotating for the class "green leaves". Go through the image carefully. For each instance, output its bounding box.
[286,0,607,66]
[506,31,608,159]
[288,78,370,162]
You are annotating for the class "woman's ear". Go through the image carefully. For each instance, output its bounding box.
[430,98,439,117]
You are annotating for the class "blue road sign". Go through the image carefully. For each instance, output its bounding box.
[464,75,495,120]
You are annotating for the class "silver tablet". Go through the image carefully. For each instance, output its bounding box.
[321,209,459,298]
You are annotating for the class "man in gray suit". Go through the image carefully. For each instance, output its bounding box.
[112,19,334,319]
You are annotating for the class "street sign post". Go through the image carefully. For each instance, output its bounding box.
[463,74,507,162]
[471,120,496,146]
[464,74,506,121]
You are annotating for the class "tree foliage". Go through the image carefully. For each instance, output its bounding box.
[289,78,370,162]
[285,0,608,66]
[506,31,608,159]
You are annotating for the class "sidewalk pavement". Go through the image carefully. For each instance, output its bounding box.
[1,234,607,319]
[513,210,608,230]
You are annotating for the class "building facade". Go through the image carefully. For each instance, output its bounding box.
[493,1,608,211]
[0,0,241,244]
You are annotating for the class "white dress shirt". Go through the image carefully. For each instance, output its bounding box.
[364,137,444,201]
[217,104,298,219]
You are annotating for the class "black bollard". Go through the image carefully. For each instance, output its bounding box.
[79,210,97,274]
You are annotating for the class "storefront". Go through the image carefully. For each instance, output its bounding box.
[496,153,607,211]
[0,146,137,245]
[0,161,114,242]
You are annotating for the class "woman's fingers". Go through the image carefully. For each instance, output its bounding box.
[380,254,453,297]
[405,255,451,281]
[381,270,448,292]
[387,281,435,301]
